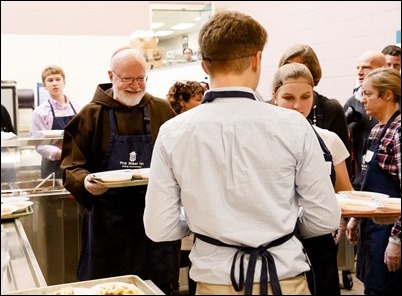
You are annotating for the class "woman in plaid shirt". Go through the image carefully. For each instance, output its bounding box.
[346,68,401,295]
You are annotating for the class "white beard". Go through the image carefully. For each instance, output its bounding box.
[113,85,145,107]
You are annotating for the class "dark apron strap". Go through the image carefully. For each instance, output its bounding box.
[194,232,294,295]
[201,90,256,103]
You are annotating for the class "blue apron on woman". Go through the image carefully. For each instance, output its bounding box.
[41,100,77,178]
[77,108,180,295]
[357,110,401,294]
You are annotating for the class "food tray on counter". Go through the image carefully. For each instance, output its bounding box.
[1,205,33,220]
[4,275,160,295]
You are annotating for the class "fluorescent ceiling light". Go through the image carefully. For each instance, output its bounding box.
[151,22,164,29]
[154,30,174,37]
[171,23,196,30]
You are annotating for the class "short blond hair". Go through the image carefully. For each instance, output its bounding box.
[363,67,401,103]
[272,63,314,95]
[41,65,65,83]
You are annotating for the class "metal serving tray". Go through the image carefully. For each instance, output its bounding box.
[4,275,161,295]
[1,205,33,220]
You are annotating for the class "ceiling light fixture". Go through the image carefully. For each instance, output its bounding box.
[151,22,164,29]
[171,23,196,30]
[154,30,174,37]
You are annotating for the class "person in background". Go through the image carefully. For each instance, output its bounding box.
[343,51,386,190]
[183,47,194,62]
[166,80,205,114]
[278,44,350,168]
[1,104,17,182]
[144,10,340,295]
[271,63,353,295]
[346,67,401,295]
[1,104,15,133]
[381,45,401,71]
[60,47,180,295]
[31,65,82,179]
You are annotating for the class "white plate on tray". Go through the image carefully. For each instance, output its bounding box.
[375,197,401,211]
[338,191,389,200]
[92,169,149,188]
[92,169,136,183]
[1,197,30,203]
[337,196,381,212]
[1,205,19,216]
[39,129,64,138]
[4,201,34,213]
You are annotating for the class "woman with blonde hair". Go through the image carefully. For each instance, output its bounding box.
[346,67,401,295]
[271,63,353,295]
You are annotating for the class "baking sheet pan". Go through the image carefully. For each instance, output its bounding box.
[4,275,161,295]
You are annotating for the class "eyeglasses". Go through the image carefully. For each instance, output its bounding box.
[112,71,147,84]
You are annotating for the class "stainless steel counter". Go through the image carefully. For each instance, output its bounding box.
[2,219,47,293]
[2,178,82,286]
[2,219,164,295]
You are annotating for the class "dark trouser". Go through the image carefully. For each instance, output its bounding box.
[302,233,340,295]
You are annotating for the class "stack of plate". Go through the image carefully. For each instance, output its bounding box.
[337,191,401,215]
[338,190,389,200]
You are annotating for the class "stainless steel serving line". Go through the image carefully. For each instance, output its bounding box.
[2,219,47,293]
[2,179,83,286]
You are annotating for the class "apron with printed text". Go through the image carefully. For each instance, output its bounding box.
[77,107,180,294]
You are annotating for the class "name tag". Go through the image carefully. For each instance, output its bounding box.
[364,150,374,163]
[325,161,332,175]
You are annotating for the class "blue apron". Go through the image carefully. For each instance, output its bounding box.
[77,107,180,294]
[41,100,77,178]
[357,110,401,294]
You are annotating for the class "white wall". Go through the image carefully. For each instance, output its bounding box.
[1,1,401,108]
[147,61,209,99]
[1,1,151,105]
[1,34,131,104]
[214,1,401,104]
